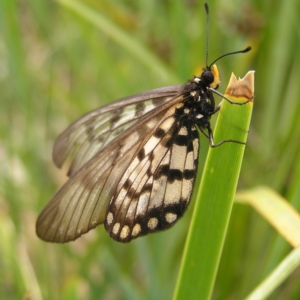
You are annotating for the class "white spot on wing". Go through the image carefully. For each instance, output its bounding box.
[178,126,188,136]
[106,212,113,225]
[165,212,177,223]
[132,224,141,236]
[120,225,130,239]
[147,218,158,229]
[112,223,120,234]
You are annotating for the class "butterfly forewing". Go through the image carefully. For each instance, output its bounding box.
[53,85,183,177]
[105,101,200,242]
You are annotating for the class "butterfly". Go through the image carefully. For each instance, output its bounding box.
[36,3,251,243]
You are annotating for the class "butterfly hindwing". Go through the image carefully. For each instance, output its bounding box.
[105,102,200,242]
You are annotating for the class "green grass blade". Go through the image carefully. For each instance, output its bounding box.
[56,0,177,84]
[173,72,255,300]
[245,246,300,300]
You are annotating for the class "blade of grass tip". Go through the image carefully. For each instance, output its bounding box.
[236,186,300,248]
[56,0,177,84]
[173,71,255,300]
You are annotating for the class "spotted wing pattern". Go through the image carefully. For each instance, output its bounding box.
[36,86,200,243]
[105,102,199,242]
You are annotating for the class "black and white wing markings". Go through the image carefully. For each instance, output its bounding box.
[105,102,200,242]
[53,85,183,177]
[36,89,191,243]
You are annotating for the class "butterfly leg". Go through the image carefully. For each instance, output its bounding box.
[207,127,246,148]
[199,125,245,148]
[209,88,252,106]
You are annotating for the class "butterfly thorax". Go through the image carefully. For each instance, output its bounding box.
[179,64,220,131]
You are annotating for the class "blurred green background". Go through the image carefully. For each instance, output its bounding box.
[1,0,300,299]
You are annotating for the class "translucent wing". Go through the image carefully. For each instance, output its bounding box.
[36,87,188,243]
[54,85,183,177]
[105,102,199,242]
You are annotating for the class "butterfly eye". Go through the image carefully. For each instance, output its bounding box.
[201,70,215,86]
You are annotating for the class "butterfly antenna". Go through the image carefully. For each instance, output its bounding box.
[209,46,252,68]
[204,3,210,68]
[203,4,251,68]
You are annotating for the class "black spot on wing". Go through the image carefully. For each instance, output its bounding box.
[183,169,195,179]
[154,128,166,138]
[127,187,136,199]
[110,108,123,127]
[135,102,146,117]
[154,165,169,179]
[137,148,145,161]
[191,128,198,139]
[174,134,189,146]
[123,179,132,190]
[142,183,152,193]
[168,169,183,182]
[187,138,194,152]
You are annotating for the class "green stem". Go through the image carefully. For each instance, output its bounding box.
[173,72,254,300]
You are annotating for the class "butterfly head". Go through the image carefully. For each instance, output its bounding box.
[201,64,220,89]
[200,46,251,90]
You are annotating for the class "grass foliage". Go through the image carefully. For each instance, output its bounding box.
[1,0,300,299]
